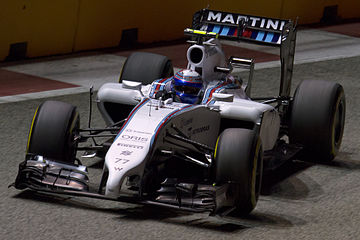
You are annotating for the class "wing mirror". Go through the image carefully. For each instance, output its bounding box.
[122,80,142,90]
[211,93,234,102]
[206,93,234,109]
[122,80,144,97]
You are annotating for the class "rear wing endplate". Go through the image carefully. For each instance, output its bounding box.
[191,9,297,97]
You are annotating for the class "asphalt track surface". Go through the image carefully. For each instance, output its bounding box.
[1,56,360,240]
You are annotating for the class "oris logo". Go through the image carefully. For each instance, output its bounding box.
[121,135,148,142]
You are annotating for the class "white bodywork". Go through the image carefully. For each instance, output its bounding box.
[187,38,227,84]
[97,37,281,198]
[98,83,280,197]
[103,97,221,197]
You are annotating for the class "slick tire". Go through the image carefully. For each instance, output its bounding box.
[214,128,263,216]
[119,52,174,85]
[289,80,346,162]
[27,100,80,164]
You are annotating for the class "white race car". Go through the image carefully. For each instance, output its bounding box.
[12,9,345,216]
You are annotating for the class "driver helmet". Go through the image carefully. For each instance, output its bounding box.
[172,69,203,104]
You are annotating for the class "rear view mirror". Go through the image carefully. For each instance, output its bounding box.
[211,93,234,102]
[122,80,142,91]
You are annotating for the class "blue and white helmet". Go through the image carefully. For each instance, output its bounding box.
[172,69,203,104]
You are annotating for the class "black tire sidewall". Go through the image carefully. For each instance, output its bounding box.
[290,80,345,161]
[27,101,79,164]
[214,128,263,215]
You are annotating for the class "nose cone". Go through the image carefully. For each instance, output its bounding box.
[104,165,123,197]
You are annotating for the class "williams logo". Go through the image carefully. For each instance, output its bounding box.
[114,167,123,171]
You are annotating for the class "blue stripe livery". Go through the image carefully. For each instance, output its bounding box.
[212,25,221,33]
[256,31,265,41]
[264,32,274,42]
[220,26,230,36]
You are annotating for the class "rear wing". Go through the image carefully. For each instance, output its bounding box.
[191,9,297,97]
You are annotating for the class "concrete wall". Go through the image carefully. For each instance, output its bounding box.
[1,0,359,61]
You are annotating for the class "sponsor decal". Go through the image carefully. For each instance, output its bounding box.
[147,103,176,110]
[117,143,144,149]
[206,10,286,31]
[151,104,194,146]
[114,167,123,171]
[121,134,148,142]
[125,129,152,135]
[115,98,150,141]
[119,150,133,156]
[192,125,210,135]
[180,118,193,127]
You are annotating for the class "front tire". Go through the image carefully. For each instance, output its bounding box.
[27,100,80,164]
[214,128,263,216]
[289,80,346,162]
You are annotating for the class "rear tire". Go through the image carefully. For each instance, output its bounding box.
[119,52,174,85]
[289,80,346,162]
[214,128,263,216]
[27,100,80,164]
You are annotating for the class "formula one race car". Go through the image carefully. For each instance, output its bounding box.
[12,9,345,216]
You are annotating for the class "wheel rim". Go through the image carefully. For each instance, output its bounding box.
[67,113,80,163]
[332,92,345,153]
[254,142,263,203]
[255,149,263,199]
[251,139,263,207]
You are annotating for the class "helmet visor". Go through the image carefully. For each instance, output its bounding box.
[174,85,201,95]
